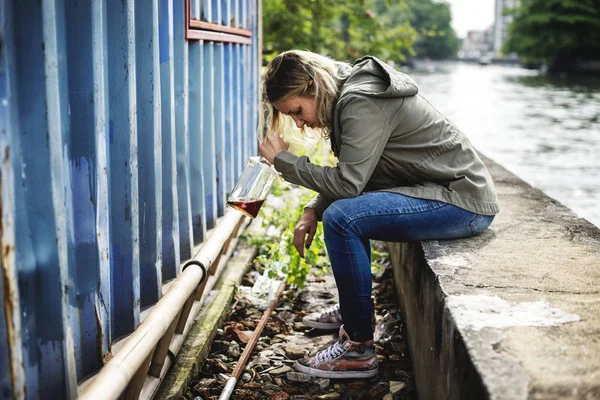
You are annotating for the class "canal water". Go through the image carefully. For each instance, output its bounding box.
[410,62,600,228]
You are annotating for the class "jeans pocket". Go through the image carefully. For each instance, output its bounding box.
[469,214,495,236]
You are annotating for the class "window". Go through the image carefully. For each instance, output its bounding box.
[185,0,252,45]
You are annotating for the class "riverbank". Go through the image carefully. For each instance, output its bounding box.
[411,62,600,229]
[389,154,600,399]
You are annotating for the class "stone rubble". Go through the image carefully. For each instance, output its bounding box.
[186,242,418,399]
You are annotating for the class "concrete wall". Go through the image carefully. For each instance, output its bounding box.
[388,156,600,400]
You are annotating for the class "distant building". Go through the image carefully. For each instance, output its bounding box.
[494,0,518,54]
[459,27,494,59]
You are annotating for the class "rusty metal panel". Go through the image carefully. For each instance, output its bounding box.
[214,43,226,217]
[0,1,26,398]
[89,0,112,376]
[2,0,260,394]
[211,0,220,24]
[249,0,258,157]
[189,40,207,244]
[174,0,194,262]
[107,0,141,339]
[242,41,250,164]
[234,43,243,178]
[159,0,180,281]
[211,2,225,219]
[224,43,235,195]
[6,0,80,397]
[203,43,218,229]
[136,0,163,307]
[202,1,217,230]
[62,0,113,380]
[0,0,31,399]
[221,1,235,197]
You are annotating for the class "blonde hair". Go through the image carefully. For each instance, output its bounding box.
[263,50,350,140]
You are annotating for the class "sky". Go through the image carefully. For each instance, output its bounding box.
[444,0,495,38]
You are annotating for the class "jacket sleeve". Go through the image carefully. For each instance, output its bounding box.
[274,95,391,199]
[305,194,334,221]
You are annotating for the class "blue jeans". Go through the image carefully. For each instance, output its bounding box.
[322,192,494,342]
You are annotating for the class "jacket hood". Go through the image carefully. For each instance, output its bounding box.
[339,56,418,100]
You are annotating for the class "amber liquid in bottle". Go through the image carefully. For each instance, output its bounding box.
[226,199,265,219]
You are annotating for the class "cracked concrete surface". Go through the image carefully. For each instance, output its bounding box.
[388,155,600,400]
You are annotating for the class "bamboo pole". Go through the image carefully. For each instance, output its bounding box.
[209,253,223,276]
[78,211,244,400]
[148,311,181,378]
[193,274,209,301]
[175,260,208,334]
[211,218,243,277]
[123,353,152,400]
[174,294,195,335]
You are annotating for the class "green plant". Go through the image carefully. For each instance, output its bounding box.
[242,181,330,288]
[240,140,334,288]
[241,140,390,287]
[370,247,390,278]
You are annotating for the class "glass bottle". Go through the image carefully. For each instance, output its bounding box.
[226,156,279,218]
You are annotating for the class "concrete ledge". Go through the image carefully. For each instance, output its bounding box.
[155,247,256,399]
[388,156,600,400]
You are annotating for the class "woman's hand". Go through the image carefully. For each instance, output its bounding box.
[293,208,318,258]
[259,132,289,164]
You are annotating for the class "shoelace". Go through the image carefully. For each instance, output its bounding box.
[314,340,349,363]
[322,304,340,317]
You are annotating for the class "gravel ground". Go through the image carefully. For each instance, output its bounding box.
[186,242,418,400]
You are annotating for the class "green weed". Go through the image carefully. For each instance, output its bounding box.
[241,140,386,287]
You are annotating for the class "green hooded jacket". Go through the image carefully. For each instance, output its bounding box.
[273,56,500,220]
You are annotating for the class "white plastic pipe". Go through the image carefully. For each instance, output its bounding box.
[78,210,244,400]
[219,377,238,400]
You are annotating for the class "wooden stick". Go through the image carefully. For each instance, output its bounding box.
[231,282,286,379]
[219,282,286,400]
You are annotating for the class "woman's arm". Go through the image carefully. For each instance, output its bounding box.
[259,131,289,164]
[305,194,333,221]
[293,207,318,257]
[272,96,391,199]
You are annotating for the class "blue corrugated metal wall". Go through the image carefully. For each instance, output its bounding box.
[0,0,260,398]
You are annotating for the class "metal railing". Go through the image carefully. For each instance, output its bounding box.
[0,0,261,398]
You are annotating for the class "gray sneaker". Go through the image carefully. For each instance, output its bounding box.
[302,304,343,330]
[302,301,377,331]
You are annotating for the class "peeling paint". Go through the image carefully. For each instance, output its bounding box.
[2,253,20,398]
[94,302,103,365]
[447,295,580,331]
[1,165,26,399]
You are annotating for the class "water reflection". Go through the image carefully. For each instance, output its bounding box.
[411,62,600,228]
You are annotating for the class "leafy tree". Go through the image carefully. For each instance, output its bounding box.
[403,0,460,59]
[262,0,339,58]
[336,1,416,62]
[262,0,416,64]
[503,0,600,71]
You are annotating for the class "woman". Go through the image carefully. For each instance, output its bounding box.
[259,50,499,379]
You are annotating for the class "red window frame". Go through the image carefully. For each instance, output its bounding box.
[185,0,252,45]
